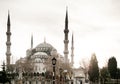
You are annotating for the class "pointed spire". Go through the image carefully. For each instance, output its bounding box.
[64,7,69,65]
[7,10,10,26]
[6,10,11,67]
[65,7,68,29]
[71,32,74,67]
[72,32,74,45]
[31,34,33,49]
[44,37,46,43]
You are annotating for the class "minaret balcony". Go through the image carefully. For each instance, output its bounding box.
[6,32,11,35]
[6,52,11,56]
[64,51,69,54]
[64,40,69,43]
[64,29,69,33]
[6,42,11,45]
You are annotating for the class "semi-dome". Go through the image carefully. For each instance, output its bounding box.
[34,52,47,56]
[35,41,56,55]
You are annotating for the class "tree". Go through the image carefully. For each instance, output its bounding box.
[100,67,110,83]
[15,57,34,73]
[45,54,72,76]
[117,68,120,79]
[88,53,99,83]
[108,56,117,79]
[81,58,89,80]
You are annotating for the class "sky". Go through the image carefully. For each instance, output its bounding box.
[0,0,120,69]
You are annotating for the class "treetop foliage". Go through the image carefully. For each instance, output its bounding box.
[108,56,117,79]
[88,53,99,82]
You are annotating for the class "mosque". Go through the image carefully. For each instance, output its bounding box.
[4,9,86,84]
[6,9,74,73]
[25,39,58,73]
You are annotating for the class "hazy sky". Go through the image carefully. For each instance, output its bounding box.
[0,0,120,68]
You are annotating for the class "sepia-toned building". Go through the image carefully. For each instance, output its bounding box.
[26,39,57,73]
[2,9,87,84]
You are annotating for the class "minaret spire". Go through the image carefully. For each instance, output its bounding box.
[7,11,10,26]
[64,7,69,64]
[71,33,74,67]
[65,7,68,30]
[6,11,11,68]
[31,34,33,49]
[44,37,46,43]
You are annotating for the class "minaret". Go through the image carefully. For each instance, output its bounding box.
[31,34,33,49]
[64,8,69,64]
[71,33,74,67]
[6,11,11,67]
[44,37,46,43]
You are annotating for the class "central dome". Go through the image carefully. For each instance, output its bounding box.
[35,42,56,55]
